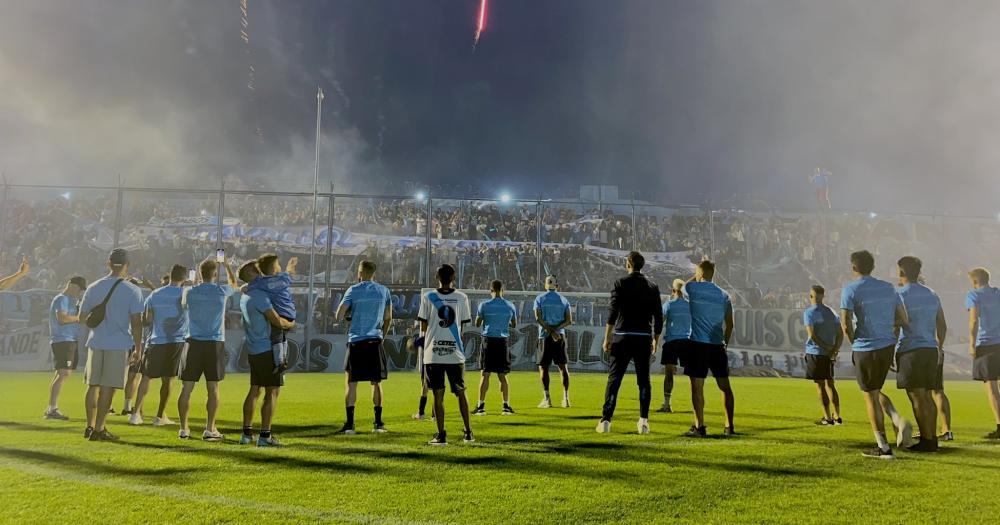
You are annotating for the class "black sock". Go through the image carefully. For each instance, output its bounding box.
[374,406,383,425]
[242,426,253,436]
[346,406,355,427]
[418,396,428,415]
[260,429,271,438]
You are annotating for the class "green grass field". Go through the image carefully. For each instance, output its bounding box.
[1,371,998,524]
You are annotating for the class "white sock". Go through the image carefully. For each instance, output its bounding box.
[502,396,509,405]
[563,391,569,400]
[543,391,550,400]
[875,431,890,452]
[885,404,903,429]
[47,405,56,412]
[478,398,484,405]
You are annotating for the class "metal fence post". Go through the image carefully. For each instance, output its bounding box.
[323,185,335,333]
[536,196,543,288]
[425,196,433,288]
[216,179,225,283]
[631,194,637,251]
[113,175,124,249]
[707,202,715,261]
[0,175,9,267]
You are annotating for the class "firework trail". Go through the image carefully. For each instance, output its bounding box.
[473,0,488,49]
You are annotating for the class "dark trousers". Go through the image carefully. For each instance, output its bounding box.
[602,336,653,421]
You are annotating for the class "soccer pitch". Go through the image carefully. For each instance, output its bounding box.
[1,372,998,524]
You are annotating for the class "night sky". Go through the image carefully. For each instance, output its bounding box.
[2,1,1000,214]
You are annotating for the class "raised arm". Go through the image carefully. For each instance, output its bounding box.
[223,260,238,289]
[0,257,29,291]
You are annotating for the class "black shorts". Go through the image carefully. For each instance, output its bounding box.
[480,337,512,374]
[852,345,894,392]
[684,341,729,379]
[141,343,185,379]
[896,347,938,390]
[661,339,689,366]
[932,363,944,391]
[425,363,466,394]
[249,351,284,387]
[344,339,388,383]
[180,339,227,382]
[51,341,79,370]
[804,354,834,381]
[973,344,1000,381]
[537,336,568,368]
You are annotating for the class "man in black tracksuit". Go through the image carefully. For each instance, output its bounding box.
[596,251,663,434]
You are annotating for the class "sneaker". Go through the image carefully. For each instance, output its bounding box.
[128,413,144,426]
[152,416,175,427]
[472,405,486,416]
[684,425,707,438]
[373,422,388,434]
[89,428,120,442]
[561,398,571,408]
[83,426,94,439]
[463,430,475,443]
[815,418,835,426]
[411,413,426,420]
[896,420,913,448]
[861,447,895,459]
[202,430,224,441]
[637,418,650,435]
[984,429,1000,440]
[834,417,844,426]
[537,398,552,409]
[595,420,611,434]
[655,404,672,413]
[178,429,191,439]
[907,439,939,453]
[723,426,738,437]
[338,423,357,435]
[938,431,954,442]
[44,408,69,421]
[256,435,281,447]
[107,407,116,415]
[428,432,447,446]
[501,405,515,416]
[239,433,254,445]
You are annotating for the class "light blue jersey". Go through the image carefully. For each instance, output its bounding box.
[661,297,692,342]
[684,281,733,345]
[966,286,1000,347]
[803,304,840,356]
[897,283,941,352]
[478,297,517,338]
[80,276,144,351]
[241,289,274,355]
[145,285,189,345]
[840,276,901,352]
[339,280,392,343]
[534,291,571,339]
[186,283,234,342]
[49,293,79,343]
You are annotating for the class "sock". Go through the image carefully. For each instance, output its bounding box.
[563,391,570,401]
[543,390,550,400]
[875,431,890,452]
[374,406,383,425]
[260,429,271,439]
[418,396,428,415]
[478,397,485,406]
[885,404,903,429]
[242,426,253,436]
[47,405,57,412]
[346,406,355,427]
[503,396,510,406]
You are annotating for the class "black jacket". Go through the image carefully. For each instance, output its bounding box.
[606,272,663,338]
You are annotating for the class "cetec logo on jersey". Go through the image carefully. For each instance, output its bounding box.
[433,339,457,356]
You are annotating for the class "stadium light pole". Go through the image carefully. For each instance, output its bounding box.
[113,174,123,249]
[305,86,324,372]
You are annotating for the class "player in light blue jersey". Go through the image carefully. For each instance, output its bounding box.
[131,264,189,427]
[44,276,87,421]
[966,267,1000,440]
[657,279,691,413]
[335,261,393,434]
[473,280,518,416]
[840,250,912,459]
[802,285,843,426]
[534,275,573,408]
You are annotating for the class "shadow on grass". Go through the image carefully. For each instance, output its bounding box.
[0,446,191,483]
[0,420,79,434]
[118,440,377,473]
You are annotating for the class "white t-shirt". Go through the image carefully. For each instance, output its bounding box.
[417,289,472,365]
